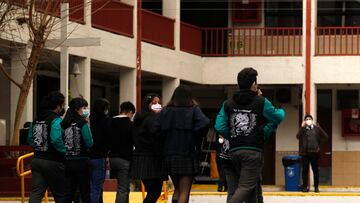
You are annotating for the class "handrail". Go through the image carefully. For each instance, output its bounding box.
[316,26,360,55]
[16,152,48,203]
[202,27,302,56]
[141,181,168,202]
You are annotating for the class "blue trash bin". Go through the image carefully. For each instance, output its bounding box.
[282,155,301,191]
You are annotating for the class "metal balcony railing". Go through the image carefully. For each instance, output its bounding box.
[316,26,360,56]
[202,27,303,57]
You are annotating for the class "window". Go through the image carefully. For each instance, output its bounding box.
[142,0,162,15]
[345,1,360,26]
[265,0,302,27]
[337,90,359,110]
[232,0,261,23]
[318,0,360,26]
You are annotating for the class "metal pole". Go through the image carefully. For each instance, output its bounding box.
[21,160,24,203]
[136,0,142,111]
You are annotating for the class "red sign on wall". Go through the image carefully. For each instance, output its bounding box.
[232,0,261,23]
[342,109,360,137]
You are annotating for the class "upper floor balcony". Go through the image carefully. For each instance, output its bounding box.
[12,1,360,58]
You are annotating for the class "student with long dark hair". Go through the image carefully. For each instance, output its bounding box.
[61,97,93,203]
[130,93,165,203]
[89,98,111,203]
[27,91,67,203]
[159,85,210,203]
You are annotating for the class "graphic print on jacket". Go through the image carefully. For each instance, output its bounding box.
[33,121,49,151]
[230,109,257,138]
[219,138,231,160]
[64,123,82,156]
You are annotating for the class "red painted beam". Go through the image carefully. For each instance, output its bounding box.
[136,0,142,111]
[305,0,311,114]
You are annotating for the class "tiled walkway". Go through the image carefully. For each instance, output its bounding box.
[2,186,360,203]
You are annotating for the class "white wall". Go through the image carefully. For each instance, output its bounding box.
[202,57,304,85]
[276,103,300,151]
[313,57,360,84]
[329,86,360,151]
[142,43,203,83]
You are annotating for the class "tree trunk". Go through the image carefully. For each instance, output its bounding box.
[10,45,42,145]
[11,88,29,145]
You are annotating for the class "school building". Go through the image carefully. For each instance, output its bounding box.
[1,0,360,187]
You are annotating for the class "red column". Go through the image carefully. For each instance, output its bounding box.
[305,0,311,114]
[136,0,142,111]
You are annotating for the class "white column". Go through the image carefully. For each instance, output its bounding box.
[310,0,317,120]
[162,77,180,105]
[122,0,134,6]
[119,69,136,105]
[60,3,69,107]
[302,0,318,189]
[302,0,317,117]
[69,57,91,102]
[84,0,91,26]
[10,47,33,137]
[163,0,180,50]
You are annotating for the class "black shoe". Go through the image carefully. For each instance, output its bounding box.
[217,186,223,192]
[301,187,309,192]
[314,187,320,193]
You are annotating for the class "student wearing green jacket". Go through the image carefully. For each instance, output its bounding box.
[215,68,285,203]
[27,91,67,203]
[61,97,93,203]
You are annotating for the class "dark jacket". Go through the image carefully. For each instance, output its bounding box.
[109,116,134,161]
[159,106,210,158]
[133,111,162,156]
[296,125,328,155]
[89,115,111,159]
[28,110,65,162]
[215,90,285,152]
[61,110,93,158]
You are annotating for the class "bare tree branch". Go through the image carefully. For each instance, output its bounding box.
[0,63,21,88]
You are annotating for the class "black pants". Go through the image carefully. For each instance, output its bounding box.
[142,178,163,203]
[216,157,227,190]
[223,159,263,203]
[29,158,67,203]
[229,150,263,203]
[302,153,320,189]
[65,159,91,203]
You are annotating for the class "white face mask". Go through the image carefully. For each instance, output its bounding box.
[305,120,313,126]
[82,109,90,118]
[151,103,162,113]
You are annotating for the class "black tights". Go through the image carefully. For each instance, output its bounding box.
[142,179,163,203]
[171,175,193,203]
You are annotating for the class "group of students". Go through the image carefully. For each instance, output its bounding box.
[27,84,210,203]
[28,66,327,203]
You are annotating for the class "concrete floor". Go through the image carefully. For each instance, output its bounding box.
[2,192,360,203]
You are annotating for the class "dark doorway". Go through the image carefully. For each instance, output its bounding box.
[142,0,162,15]
[181,0,229,27]
[317,89,332,185]
[261,88,276,185]
[262,134,275,184]
[35,75,60,117]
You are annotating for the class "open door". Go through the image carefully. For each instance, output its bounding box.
[317,89,332,185]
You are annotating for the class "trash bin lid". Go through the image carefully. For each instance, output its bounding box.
[282,155,301,166]
[282,155,301,161]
